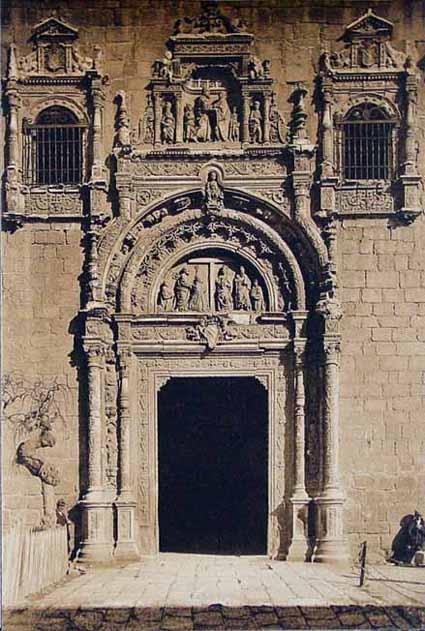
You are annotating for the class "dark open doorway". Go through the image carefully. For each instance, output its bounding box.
[158,377,268,555]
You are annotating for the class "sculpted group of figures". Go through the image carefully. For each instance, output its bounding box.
[156,89,284,145]
[158,265,266,313]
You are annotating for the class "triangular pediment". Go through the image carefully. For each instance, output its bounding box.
[31,17,79,42]
[343,8,393,40]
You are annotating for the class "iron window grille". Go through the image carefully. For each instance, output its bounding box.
[342,103,397,181]
[23,106,86,186]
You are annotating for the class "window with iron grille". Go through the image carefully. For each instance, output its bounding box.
[23,106,86,185]
[342,103,397,180]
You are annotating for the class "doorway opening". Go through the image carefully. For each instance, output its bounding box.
[158,376,268,555]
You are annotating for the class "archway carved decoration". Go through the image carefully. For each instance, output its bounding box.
[77,1,349,569]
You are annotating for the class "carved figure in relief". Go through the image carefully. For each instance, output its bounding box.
[158,281,174,311]
[212,92,230,141]
[215,266,233,311]
[249,55,264,80]
[183,103,198,142]
[228,107,240,141]
[138,96,154,144]
[158,50,174,82]
[233,266,252,310]
[249,100,263,143]
[195,87,212,142]
[269,93,286,143]
[250,279,265,312]
[174,267,191,310]
[161,101,176,144]
[204,171,224,210]
[188,268,206,311]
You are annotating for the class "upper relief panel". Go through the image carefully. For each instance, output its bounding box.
[127,0,286,152]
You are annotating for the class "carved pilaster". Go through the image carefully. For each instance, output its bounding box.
[321,82,334,177]
[91,79,105,179]
[403,75,418,176]
[242,92,250,143]
[85,343,105,496]
[287,310,310,562]
[313,336,349,565]
[114,346,139,561]
[263,92,271,143]
[153,93,162,145]
[78,341,114,564]
[175,92,183,143]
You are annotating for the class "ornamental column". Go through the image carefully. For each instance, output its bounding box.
[313,299,349,565]
[91,79,105,179]
[287,311,311,562]
[175,92,183,144]
[153,93,162,145]
[79,340,114,564]
[263,92,271,143]
[242,92,251,143]
[114,347,139,561]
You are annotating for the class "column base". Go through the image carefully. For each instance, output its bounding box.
[114,498,139,562]
[78,500,114,565]
[313,495,350,566]
[287,496,310,562]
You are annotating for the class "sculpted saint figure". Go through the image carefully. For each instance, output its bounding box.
[228,107,240,142]
[174,267,191,310]
[233,266,251,310]
[204,171,224,210]
[188,268,205,311]
[161,101,175,144]
[183,103,198,142]
[250,279,265,312]
[212,92,230,141]
[215,266,233,311]
[249,100,263,143]
[157,281,174,311]
[195,87,212,142]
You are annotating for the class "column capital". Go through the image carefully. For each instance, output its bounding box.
[84,342,105,366]
[323,336,341,361]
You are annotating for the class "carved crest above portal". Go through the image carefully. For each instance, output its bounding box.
[130,0,286,149]
[17,17,99,78]
[321,9,408,74]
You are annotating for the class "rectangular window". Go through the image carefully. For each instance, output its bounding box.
[343,121,394,181]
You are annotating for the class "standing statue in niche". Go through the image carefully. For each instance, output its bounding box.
[215,266,233,311]
[183,103,198,142]
[228,107,240,142]
[249,100,263,143]
[233,266,252,310]
[157,281,174,311]
[250,279,265,312]
[204,171,224,211]
[138,95,154,144]
[188,268,206,311]
[212,92,230,141]
[174,267,191,310]
[269,93,286,144]
[195,87,212,142]
[161,101,175,144]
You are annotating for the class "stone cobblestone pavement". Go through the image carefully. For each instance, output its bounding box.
[3,554,425,630]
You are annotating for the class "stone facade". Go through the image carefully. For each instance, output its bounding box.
[2,0,425,565]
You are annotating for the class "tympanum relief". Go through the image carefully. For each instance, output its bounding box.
[157,257,268,314]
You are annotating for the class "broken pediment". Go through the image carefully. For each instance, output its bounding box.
[17,16,96,77]
[342,9,393,41]
[30,17,79,43]
[322,9,406,73]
